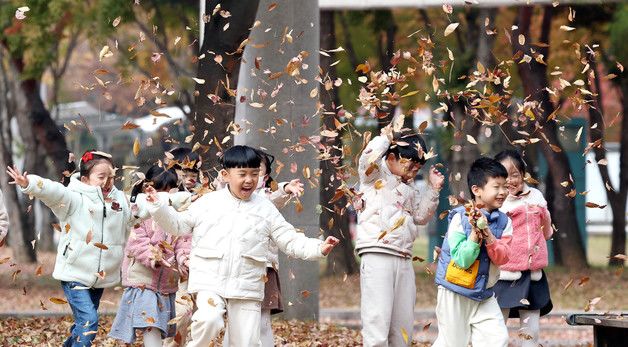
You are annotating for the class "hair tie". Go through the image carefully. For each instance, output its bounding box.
[81,151,94,163]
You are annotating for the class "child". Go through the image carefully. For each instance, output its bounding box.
[7,151,131,346]
[109,165,191,346]
[0,188,8,242]
[493,150,553,347]
[145,145,339,347]
[222,149,304,347]
[433,157,513,347]
[357,123,444,346]
[167,147,202,193]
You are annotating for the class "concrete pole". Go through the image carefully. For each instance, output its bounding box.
[234,0,321,320]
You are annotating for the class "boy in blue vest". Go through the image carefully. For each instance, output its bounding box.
[433,157,513,347]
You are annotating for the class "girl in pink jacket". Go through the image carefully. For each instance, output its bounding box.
[109,165,191,346]
[493,150,553,347]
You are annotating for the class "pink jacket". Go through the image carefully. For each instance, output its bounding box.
[122,219,191,294]
[500,186,553,271]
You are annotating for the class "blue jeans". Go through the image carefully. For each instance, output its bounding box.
[61,281,104,347]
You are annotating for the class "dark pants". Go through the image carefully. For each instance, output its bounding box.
[61,281,104,347]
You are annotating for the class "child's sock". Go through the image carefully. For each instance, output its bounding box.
[143,327,163,347]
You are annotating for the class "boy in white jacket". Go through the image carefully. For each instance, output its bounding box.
[145,145,339,347]
[357,122,444,346]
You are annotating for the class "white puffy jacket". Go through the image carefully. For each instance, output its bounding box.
[22,173,131,288]
[148,187,323,301]
[355,135,440,257]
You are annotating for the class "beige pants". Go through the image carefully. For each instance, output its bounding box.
[432,286,508,347]
[360,252,416,347]
[163,282,194,347]
[187,291,261,347]
[223,308,273,346]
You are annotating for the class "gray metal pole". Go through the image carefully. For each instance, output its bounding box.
[234,0,321,320]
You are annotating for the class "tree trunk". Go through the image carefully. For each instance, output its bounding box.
[193,0,260,171]
[513,6,587,268]
[0,49,37,263]
[320,10,358,276]
[608,76,628,266]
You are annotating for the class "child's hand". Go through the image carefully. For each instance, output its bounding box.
[469,229,482,244]
[284,179,304,196]
[321,236,340,255]
[427,166,445,190]
[482,228,496,245]
[145,186,159,203]
[6,166,29,188]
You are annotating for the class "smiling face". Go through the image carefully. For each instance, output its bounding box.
[81,161,115,196]
[500,159,524,196]
[222,167,260,200]
[471,176,508,210]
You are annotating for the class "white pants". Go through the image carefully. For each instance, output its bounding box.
[502,309,540,347]
[360,252,416,347]
[223,308,273,347]
[433,286,508,347]
[187,291,261,347]
[163,282,194,347]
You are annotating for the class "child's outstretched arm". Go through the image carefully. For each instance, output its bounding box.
[269,208,338,260]
[448,214,481,269]
[145,186,197,236]
[483,218,513,266]
[7,166,79,220]
[0,189,8,242]
[358,130,392,185]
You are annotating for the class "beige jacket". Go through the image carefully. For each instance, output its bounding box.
[355,135,440,257]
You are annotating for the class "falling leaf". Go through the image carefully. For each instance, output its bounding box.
[520,298,530,305]
[268,3,278,11]
[93,242,109,250]
[86,230,93,244]
[112,16,121,27]
[401,327,409,344]
[121,121,139,130]
[466,135,477,145]
[214,55,223,65]
[578,276,590,286]
[562,278,574,293]
[192,77,205,84]
[560,25,576,31]
[442,4,453,14]
[35,265,43,276]
[444,23,459,37]
[49,297,68,305]
[133,138,140,156]
[223,22,230,31]
[374,180,385,190]
[585,202,606,209]
[98,46,113,61]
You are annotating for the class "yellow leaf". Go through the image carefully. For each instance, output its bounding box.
[374,179,385,190]
[401,327,409,344]
[390,216,405,231]
[49,297,68,305]
[133,138,140,157]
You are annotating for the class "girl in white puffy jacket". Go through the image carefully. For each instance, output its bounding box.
[357,124,444,347]
[145,145,339,347]
[7,151,132,346]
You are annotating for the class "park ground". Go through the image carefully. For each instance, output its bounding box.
[0,234,625,346]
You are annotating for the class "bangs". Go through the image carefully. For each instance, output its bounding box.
[221,145,261,169]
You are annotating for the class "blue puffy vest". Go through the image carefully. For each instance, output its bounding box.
[434,205,509,301]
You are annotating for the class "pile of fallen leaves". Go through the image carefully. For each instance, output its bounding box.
[0,316,432,346]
